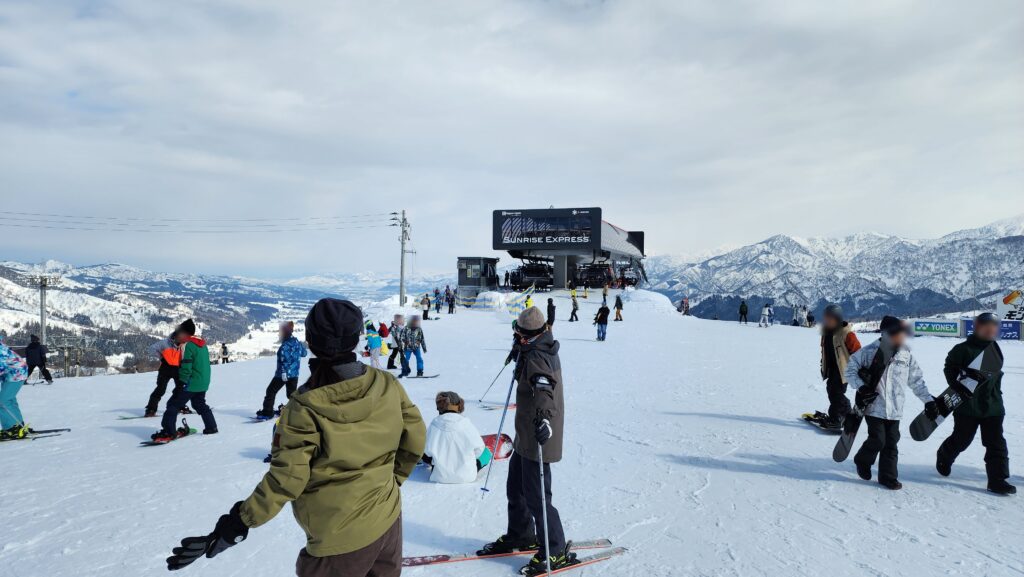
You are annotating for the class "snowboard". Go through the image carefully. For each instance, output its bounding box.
[405,374,440,379]
[401,539,612,567]
[832,410,863,463]
[482,433,514,460]
[140,428,198,446]
[910,348,991,441]
[801,412,841,433]
[521,547,627,576]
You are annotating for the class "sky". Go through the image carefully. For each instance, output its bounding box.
[1,0,1022,278]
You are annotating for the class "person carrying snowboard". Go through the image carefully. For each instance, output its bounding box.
[569,295,579,322]
[400,315,427,377]
[165,298,426,577]
[845,316,934,490]
[422,391,490,484]
[152,319,218,441]
[0,335,29,440]
[936,312,1015,495]
[818,304,861,429]
[614,294,624,321]
[594,302,610,341]
[479,306,574,575]
[738,300,748,324]
[546,298,556,328]
[145,330,184,418]
[24,335,53,384]
[420,294,431,320]
[257,321,307,419]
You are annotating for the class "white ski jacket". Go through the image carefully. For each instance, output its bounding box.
[424,413,486,484]
[845,339,932,420]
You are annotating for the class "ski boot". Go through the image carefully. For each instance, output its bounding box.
[477,534,540,556]
[417,370,424,377]
[520,542,578,576]
[151,419,192,443]
[988,480,1017,496]
[1,424,29,440]
[936,451,952,477]
[820,415,843,431]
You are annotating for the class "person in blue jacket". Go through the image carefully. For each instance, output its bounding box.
[256,321,307,418]
[1,335,30,439]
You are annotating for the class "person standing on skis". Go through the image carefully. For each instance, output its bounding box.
[165,298,426,577]
[759,303,772,327]
[24,335,53,384]
[386,315,407,372]
[257,321,307,419]
[818,304,861,429]
[0,335,29,440]
[153,319,218,441]
[479,306,574,575]
[936,312,1015,495]
[144,331,184,418]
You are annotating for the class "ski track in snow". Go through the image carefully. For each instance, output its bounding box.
[2,289,1022,577]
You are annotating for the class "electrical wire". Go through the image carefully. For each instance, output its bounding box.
[0,210,394,223]
[0,220,397,234]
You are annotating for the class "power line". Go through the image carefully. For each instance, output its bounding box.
[0,221,396,234]
[0,210,393,223]
[0,215,393,230]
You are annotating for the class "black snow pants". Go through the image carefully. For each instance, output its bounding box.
[262,376,299,414]
[146,362,183,414]
[162,389,217,434]
[826,375,851,422]
[855,416,901,484]
[739,313,747,324]
[937,414,1009,482]
[387,346,403,369]
[569,309,579,322]
[506,452,566,558]
[27,363,53,382]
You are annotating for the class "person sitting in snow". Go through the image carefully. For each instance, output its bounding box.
[422,391,491,483]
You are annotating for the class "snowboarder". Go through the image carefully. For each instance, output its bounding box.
[256,321,307,419]
[739,300,748,324]
[614,294,624,321]
[386,314,407,371]
[422,391,490,484]
[819,304,861,429]
[364,321,384,370]
[936,312,1015,495]
[145,331,184,418]
[401,315,427,377]
[152,319,218,441]
[166,298,426,577]
[546,298,556,328]
[24,335,53,383]
[759,303,773,327]
[0,335,29,440]
[594,303,611,341]
[478,306,575,575]
[845,316,934,490]
[220,343,229,364]
[569,295,579,322]
[421,294,431,320]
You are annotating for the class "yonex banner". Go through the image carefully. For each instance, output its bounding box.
[912,319,961,337]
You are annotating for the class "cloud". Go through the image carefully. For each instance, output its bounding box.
[0,0,1021,277]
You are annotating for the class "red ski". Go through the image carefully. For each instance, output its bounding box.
[482,433,514,460]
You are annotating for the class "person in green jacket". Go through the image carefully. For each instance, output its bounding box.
[166,299,426,577]
[936,312,1014,495]
[153,319,218,441]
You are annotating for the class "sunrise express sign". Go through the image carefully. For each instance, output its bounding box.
[493,208,603,252]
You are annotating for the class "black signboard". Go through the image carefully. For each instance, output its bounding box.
[493,208,602,251]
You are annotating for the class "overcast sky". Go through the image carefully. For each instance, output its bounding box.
[1,1,1022,278]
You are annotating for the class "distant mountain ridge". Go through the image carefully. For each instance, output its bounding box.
[646,214,1024,320]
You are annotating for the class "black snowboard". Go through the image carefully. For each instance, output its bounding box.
[910,348,992,441]
[832,411,863,462]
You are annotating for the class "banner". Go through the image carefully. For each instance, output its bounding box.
[912,319,961,337]
[997,290,1023,321]
[963,319,1022,341]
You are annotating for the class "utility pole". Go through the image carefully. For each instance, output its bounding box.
[391,211,414,306]
[24,275,61,345]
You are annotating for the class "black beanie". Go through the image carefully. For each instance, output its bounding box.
[305,299,363,360]
[879,316,905,336]
[178,318,197,336]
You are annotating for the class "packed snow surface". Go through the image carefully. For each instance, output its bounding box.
[2,290,1021,577]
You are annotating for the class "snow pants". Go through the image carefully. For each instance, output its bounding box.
[937,414,1009,482]
[0,378,25,429]
[826,376,851,422]
[448,302,455,314]
[296,515,402,577]
[146,363,183,414]
[27,362,52,382]
[262,376,299,414]
[422,309,430,320]
[855,416,901,484]
[368,347,382,369]
[759,314,770,327]
[506,452,566,558]
[596,323,607,341]
[162,389,217,434]
[387,346,406,370]
[569,308,578,322]
[402,348,424,375]
[739,313,747,324]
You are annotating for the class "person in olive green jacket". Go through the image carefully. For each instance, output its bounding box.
[153,319,218,441]
[936,312,1014,495]
[166,299,426,577]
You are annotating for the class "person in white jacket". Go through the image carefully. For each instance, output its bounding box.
[845,316,935,490]
[423,391,491,484]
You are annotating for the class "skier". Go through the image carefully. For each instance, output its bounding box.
[614,294,624,321]
[0,335,29,440]
[759,303,773,327]
[818,304,861,429]
[478,306,574,575]
[364,321,384,370]
[145,330,184,418]
[420,294,431,321]
[936,312,1015,495]
[151,319,218,441]
[568,295,579,322]
[24,335,53,383]
[845,316,934,490]
[738,300,748,324]
[386,314,406,371]
[166,299,426,577]
[594,302,611,341]
[546,298,556,328]
[256,321,307,419]
[400,315,427,377]
[422,391,490,483]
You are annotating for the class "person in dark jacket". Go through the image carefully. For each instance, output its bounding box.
[568,296,579,322]
[145,331,184,418]
[739,301,748,324]
[614,295,624,321]
[24,335,53,383]
[819,304,862,428]
[936,313,1014,495]
[546,298,556,328]
[479,306,573,575]
[594,304,610,341]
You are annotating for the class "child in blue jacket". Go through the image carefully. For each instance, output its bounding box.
[1,336,30,439]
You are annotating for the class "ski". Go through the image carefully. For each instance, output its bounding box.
[402,539,612,568]
[28,428,71,434]
[118,415,155,420]
[481,403,517,411]
[405,374,440,379]
[1,433,64,442]
[140,428,199,446]
[520,547,627,576]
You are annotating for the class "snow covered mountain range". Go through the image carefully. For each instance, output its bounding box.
[646,214,1024,320]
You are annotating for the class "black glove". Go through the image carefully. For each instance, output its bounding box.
[534,418,553,446]
[924,397,939,421]
[505,348,519,366]
[167,502,249,571]
[857,367,873,384]
[854,385,878,410]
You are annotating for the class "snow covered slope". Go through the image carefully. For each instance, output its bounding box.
[2,290,1021,577]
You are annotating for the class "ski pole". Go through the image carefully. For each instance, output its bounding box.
[478,362,509,403]
[481,372,517,494]
[538,443,552,577]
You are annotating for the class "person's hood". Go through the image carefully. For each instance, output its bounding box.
[521,330,560,357]
[431,412,466,431]
[186,336,206,347]
[821,320,849,336]
[293,367,387,425]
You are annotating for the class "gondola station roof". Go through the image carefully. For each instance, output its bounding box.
[492,207,645,262]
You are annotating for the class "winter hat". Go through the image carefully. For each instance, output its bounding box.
[975,312,1000,326]
[823,304,844,321]
[879,315,908,336]
[30,334,39,343]
[435,391,465,414]
[178,318,197,336]
[304,299,363,360]
[515,306,547,337]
